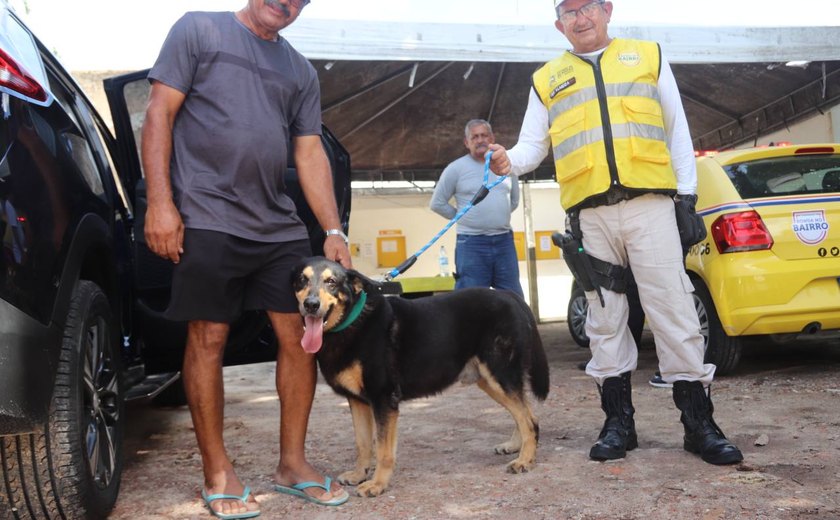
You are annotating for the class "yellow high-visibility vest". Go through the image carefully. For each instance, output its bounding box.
[533,38,677,210]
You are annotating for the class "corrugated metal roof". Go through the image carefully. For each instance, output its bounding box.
[312,58,840,182]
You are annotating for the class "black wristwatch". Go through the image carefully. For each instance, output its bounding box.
[325,228,349,244]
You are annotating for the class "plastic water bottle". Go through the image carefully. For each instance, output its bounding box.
[438,246,450,277]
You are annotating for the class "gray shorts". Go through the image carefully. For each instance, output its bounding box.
[165,229,311,322]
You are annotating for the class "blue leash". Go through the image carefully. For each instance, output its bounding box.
[384,151,508,281]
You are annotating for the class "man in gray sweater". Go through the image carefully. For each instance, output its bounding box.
[430,119,524,298]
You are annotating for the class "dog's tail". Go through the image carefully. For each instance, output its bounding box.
[514,296,549,401]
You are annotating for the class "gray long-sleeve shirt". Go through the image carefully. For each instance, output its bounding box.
[429,154,519,235]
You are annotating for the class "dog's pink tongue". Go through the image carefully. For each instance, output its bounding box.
[301,315,324,354]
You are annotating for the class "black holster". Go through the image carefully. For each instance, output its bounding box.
[552,212,630,307]
[552,231,597,293]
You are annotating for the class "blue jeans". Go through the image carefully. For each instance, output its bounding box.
[454,231,524,298]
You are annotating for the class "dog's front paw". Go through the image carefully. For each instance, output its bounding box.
[355,480,387,497]
[337,469,369,486]
[494,441,521,455]
[506,457,534,474]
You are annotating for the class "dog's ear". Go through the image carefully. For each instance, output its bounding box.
[289,260,307,289]
[346,268,368,295]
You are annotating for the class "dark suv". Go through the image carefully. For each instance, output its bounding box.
[0,4,351,518]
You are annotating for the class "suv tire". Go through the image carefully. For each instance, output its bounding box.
[1,281,124,518]
[54,280,125,516]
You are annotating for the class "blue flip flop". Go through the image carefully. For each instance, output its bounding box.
[201,485,261,519]
[274,477,349,506]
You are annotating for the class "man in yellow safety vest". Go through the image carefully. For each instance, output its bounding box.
[488,0,743,466]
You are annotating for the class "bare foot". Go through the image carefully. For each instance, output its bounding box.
[202,469,260,517]
[274,461,346,502]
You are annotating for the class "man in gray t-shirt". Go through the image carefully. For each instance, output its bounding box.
[141,0,350,516]
[430,119,524,298]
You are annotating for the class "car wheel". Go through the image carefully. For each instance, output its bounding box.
[567,283,590,348]
[692,291,710,352]
[0,281,125,517]
[692,281,742,375]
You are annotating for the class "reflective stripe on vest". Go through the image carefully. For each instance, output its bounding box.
[553,122,667,160]
[547,82,661,125]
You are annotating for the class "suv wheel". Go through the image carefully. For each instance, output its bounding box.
[1,281,125,517]
[567,283,590,348]
[692,281,742,375]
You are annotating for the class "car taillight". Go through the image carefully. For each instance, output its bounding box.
[0,47,48,102]
[711,211,774,253]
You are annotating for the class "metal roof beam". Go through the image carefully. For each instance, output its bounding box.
[693,66,840,149]
[486,62,506,123]
[322,63,417,113]
[339,62,455,141]
[681,93,742,123]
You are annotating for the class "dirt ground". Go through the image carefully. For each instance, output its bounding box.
[110,323,840,520]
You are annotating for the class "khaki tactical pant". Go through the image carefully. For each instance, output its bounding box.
[579,193,715,385]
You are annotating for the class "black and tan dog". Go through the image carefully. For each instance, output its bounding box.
[291,257,549,497]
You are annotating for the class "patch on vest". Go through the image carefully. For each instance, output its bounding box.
[548,65,574,87]
[550,77,576,98]
[792,210,829,245]
[617,51,641,67]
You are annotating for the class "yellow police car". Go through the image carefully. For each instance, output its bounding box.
[686,144,840,374]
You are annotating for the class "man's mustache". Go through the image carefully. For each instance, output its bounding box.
[264,0,291,16]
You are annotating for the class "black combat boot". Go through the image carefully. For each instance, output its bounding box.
[589,372,638,460]
[672,380,743,465]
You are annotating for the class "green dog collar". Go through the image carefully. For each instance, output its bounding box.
[329,291,367,333]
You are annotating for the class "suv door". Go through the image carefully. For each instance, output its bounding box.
[102,71,352,371]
